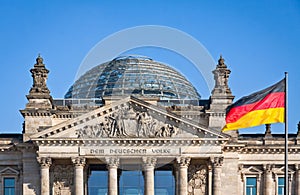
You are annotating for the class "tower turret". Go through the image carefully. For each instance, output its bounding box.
[20,55,53,141]
[211,55,232,98]
[208,56,234,131]
[26,55,52,105]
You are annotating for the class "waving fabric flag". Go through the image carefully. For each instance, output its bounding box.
[222,79,285,131]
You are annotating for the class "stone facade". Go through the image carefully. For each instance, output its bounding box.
[0,55,299,195]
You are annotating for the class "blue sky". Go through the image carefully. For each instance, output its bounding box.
[0,0,299,134]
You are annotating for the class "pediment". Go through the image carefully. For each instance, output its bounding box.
[273,166,295,174]
[0,167,19,175]
[241,166,263,175]
[31,96,229,140]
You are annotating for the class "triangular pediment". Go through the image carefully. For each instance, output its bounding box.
[31,96,229,140]
[273,166,295,174]
[241,166,263,175]
[0,167,19,175]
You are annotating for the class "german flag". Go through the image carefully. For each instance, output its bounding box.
[222,79,285,131]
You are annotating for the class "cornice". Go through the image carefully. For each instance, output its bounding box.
[20,109,53,117]
[33,138,228,147]
[223,144,300,154]
[0,142,36,152]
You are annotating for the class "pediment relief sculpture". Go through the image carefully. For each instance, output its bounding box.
[32,97,227,139]
[75,103,181,138]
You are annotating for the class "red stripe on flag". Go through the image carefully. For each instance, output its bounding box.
[226,92,285,124]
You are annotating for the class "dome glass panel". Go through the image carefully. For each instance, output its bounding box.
[65,56,201,102]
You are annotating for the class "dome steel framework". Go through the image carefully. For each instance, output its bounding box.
[65,55,200,103]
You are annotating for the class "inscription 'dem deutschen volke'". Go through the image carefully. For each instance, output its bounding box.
[79,147,181,156]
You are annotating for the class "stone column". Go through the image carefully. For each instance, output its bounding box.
[263,164,273,195]
[173,163,179,195]
[72,157,86,195]
[212,157,223,195]
[106,157,119,195]
[295,164,300,195]
[176,157,191,195]
[142,157,157,195]
[206,160,213,195]
[37,157,52,195]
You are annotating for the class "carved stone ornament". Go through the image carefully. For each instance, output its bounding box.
[263,164,274,173]
[213,157,224,167]
[105,157,119,168]
[71,157,86,167]
[75,103,180,138]
[212,55,232,95]
[142,157,157,168]
[188,164,207,195]
[51,165,73,195]
[176,157,191,167]
[29,55,50,95]
[37,157,52,168]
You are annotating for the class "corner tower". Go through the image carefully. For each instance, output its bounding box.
[208,56,234,130]
[20,55,53,141]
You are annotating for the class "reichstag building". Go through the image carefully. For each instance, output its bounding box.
[0,55,299,195]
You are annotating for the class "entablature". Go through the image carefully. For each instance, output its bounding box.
[33,137,228,147]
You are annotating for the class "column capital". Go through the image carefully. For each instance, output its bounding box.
[263,164,274,173]
[295,164,300,171]
[206,158,213,171]
[142,157,157,168]
[105,157,119,168]
[211,156,223,167]
[176,157,191,167]
[71,157,86,167]
[37,157,52,168]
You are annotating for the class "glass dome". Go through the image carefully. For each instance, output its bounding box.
[65,55,201,101]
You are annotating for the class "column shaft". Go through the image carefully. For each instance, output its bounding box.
[213,166,222,195]
[108,166,118,195]
[174,164,179,195]
[75,166,84,195]
[176,157,190,195]
[208,167,213,195]
[264,164,273,195]
[142,157,156,195]
[72,157,86,195]
[37,157,51,195]
[296,165,300,195]
[212,157,223,195]
[106,157,119,195]
[41,167,50,195]
[144,166,155,195]
[179,166,188,195]
[265,172,272,195]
